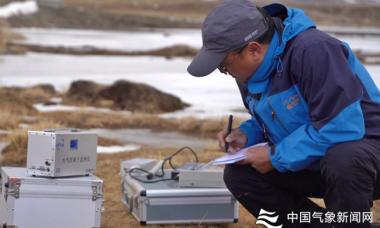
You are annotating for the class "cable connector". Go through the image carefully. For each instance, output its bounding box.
[146,173,154,180]
[171,170,180,180]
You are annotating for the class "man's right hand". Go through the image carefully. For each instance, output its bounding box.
[217,128,247,154]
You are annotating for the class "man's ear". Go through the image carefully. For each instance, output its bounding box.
[246,42,264,61]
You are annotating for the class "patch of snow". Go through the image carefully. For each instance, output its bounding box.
[0,130,10,135]
[34,103,87,112]
[14,28,201,51]
[33,103,131,115]
[50,97,62,103]
[97,144,141,154]
[159,106,250,119]
[0,0,38,18]
[18,123,30,129]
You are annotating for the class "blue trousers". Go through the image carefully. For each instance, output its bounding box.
[224,137,380,228]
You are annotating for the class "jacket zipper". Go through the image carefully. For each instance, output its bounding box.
[267,97,291,134]
[250,95,274,144]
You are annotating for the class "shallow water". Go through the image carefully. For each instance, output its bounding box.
[1,28,380,118]
[14,27,380,53]
[14,28,202,51]
[1,53,379,118]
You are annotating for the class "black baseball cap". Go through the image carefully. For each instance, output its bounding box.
[187,0,270,77]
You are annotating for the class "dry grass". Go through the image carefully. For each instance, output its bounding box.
[2,124,380,226]
[98,137,122,147]
[64,0,215,20]
[40,111,173,130]
[0,88,39,116]
[40,111,243,138]
[0,110,20,130]
[1,130,28,166]
[0,18,26,54]
[0,19,10,53]
[64,0,380,28]
[17,86,57,104]
[0,86,59,130]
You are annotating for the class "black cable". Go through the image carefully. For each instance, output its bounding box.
[154,146,198,178]
[127,146,199,183]
[163,146,199,170]
[128,167,178,183]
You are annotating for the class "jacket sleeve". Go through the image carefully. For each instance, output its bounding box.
[240,117,265,147]
[270,40,365,172]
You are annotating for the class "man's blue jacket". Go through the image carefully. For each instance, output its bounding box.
[239,5,380,172]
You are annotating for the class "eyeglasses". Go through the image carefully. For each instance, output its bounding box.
[218,46,246,75]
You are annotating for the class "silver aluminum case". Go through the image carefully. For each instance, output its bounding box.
[120,162,239,225]
[0,167,103,228]
[27,130,97,177]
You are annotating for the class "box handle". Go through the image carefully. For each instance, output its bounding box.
[44,128,81,133]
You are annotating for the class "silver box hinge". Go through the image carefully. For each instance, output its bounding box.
[5,178,21,200]
[0,174,3,195]
[92,185,103,201]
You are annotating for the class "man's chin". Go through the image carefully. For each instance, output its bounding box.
[235,77,249,84]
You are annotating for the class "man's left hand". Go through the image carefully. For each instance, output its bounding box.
[238,145,274,174]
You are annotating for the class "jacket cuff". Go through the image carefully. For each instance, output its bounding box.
[269,145,287,172]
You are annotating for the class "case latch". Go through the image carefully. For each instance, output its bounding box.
[5,177,21,200]
[92,184,103,201]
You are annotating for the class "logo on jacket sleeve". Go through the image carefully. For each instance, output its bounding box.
[256,209,283,228]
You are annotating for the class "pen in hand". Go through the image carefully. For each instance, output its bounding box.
[225,114,233,152]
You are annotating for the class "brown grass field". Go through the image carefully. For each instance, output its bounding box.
[1,86,380,226]
[1,115,380,227]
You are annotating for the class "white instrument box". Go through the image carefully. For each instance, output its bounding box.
[27,129,97,177]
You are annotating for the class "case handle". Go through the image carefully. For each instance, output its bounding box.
[44,128,81,133]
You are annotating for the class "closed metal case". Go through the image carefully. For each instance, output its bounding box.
[27,129,97,177]
[0,167,103,228]
[120,161,239,225]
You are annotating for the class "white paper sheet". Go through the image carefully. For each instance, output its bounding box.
[212,142,268,165]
